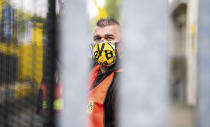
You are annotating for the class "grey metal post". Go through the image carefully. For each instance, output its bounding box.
[197,0,210,127]
[59,0,88,126]
[120,0,169,127]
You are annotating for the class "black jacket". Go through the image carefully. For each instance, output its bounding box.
[90,62,121,127]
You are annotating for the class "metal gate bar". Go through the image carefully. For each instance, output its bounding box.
[197,0,210,127]
[59,0,88,126]
[120,0,169,127]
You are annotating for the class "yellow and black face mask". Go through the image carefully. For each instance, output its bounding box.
[90,41,117,66]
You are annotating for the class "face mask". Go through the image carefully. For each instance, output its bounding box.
[90,41,117,66]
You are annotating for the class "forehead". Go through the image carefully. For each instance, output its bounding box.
[93,25,119,36]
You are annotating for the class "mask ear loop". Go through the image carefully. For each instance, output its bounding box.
[114,42,119,60]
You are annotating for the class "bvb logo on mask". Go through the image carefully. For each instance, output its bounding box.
[92,42,116,66]
[87,100,94,114]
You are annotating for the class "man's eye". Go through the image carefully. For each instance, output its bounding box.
[94,37,101,42]
[107,38,114,41]
[105,35,114,41]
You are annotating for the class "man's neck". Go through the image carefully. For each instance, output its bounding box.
[100,65,108,74]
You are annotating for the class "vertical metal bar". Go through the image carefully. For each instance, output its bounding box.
[46,0,56,126]
[197,0,210,127]
[186,0,199,106]
[120,0,169,127]
[30,1,37,127]
[59,0,88,127]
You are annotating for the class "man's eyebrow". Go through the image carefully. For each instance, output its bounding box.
[105,34,114,37]
[93,35,101,39]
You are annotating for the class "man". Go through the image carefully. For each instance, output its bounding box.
[87,18,122,127]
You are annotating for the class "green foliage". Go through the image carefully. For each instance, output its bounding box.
[89,0,121,31]
[105,0,121,21]
[90,16,97,31]
[31,15,46,23]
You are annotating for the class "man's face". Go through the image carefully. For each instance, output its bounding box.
[92,25,121,58]
[93,25,120,43]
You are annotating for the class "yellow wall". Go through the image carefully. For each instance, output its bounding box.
[0,0,44,99]
[19,23,43,86]
[0,0,2,20]
[0,23,44,87]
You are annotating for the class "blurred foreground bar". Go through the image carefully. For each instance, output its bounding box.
[120,0,169,127]
[59,0,88,127]
[197,0,210,127]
